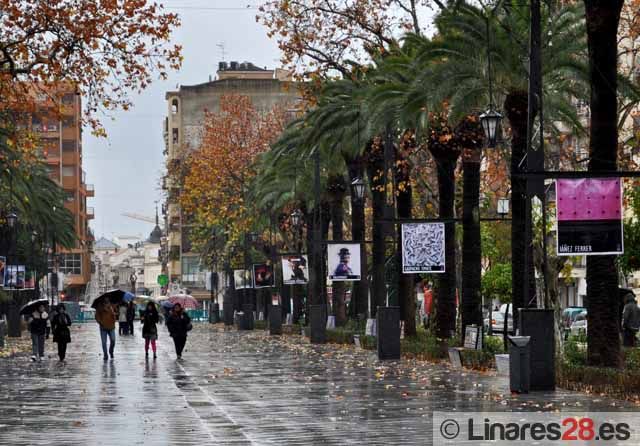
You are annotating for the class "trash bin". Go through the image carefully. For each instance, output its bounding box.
[508,336,531,393]
[0,319,6,348]
[269,305,282,335]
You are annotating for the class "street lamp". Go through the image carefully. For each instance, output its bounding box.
[480,108,503,149]
[7,211,17,228]
[290,209,303,229]
[350,177,366,202]
[249,232,259,244]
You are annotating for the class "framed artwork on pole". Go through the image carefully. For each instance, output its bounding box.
[401,223,445,273]
[233,269,253,289]
[327,243,361,281]
[556,178,623,256]
[281,255,308,285]
[253,263,275,288]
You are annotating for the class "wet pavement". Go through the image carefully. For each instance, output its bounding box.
[0,323,637,445]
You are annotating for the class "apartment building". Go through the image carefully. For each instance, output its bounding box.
[162,61,300,299]
[32,86,95,300]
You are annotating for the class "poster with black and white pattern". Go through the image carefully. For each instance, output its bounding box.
[401,223,445,273]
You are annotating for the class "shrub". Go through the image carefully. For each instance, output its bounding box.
[564,338,587,366]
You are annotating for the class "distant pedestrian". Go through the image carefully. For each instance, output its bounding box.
[166,303,192,360]
[96,303,117,360]
[118,304,128,335]
[141,302,159,359]
[28,304,49,362]
[52,303,72,362]
[126,301,136,336]
[622,294,640,347]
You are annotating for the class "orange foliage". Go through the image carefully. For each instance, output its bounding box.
[180,95,287,246]
[0,0,182,133]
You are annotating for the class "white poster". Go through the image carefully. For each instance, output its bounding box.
[327,243,361,281]
[233,269,253,289]
[281,255,308,285]
[401,223,445,273]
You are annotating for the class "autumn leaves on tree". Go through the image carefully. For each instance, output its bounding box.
[180,95,287,252]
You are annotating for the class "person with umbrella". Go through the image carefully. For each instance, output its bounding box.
[96,303,117,360]
[141,302,159,359]
[51,303,72,362]
[28,303,49,362]
[166,303,192,360]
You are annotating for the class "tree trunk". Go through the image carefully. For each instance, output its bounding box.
[346,154,368,320]
[435,157,458,338]
[395,136,416,337]
[367,139,387,318]
[328,174,347,326]
[584,0,624,368]
[505,90,536,330]
[462,152,483,336]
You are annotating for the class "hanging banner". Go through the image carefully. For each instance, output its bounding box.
[0,256,5,288]
[556,178,623,256]
[327,243,361,281]
[233,269,253,290]
[253,263,275,288]
[281,255,308,285]
[401,223,446,273]
[4,265,25,289]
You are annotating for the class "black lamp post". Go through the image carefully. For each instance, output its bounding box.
[6,211,17,229]
[479,12,503,149]
[350,177,366,202]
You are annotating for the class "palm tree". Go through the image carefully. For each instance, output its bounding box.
[404,1,588,331]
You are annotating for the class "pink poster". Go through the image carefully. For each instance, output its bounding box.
[556,178,623,255]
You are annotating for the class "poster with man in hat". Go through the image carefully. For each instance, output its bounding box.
[327,243,361,281]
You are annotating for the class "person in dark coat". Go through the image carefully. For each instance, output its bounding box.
[52,303,72,362]
[622,293,640,347]
[141,302,159,359]
[166,303,191,359]
[28,304,49,362]
[126,301,136,336]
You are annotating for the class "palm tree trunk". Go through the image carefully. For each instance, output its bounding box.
[584,0,624,368]
[462,151,482,335]
[367,139,386,318]
[395,136,416,337]
[435,157,458,338]
[505,90,536,330]
[346,154,368,320]
[328,174,347,326]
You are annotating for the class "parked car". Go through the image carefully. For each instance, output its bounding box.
[569,311,587,337]
[562,306,586,339]
[484,311,514,334]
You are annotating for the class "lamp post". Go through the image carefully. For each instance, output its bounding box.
[309,148,326,344]
[209,229,220,324]
[350,177,366,202]
[6,210,20,337]
[479,12,503,149]
[497,198,510,218]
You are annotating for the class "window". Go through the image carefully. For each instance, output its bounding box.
[171,99,179,114]
[62,140,75,152]
[172,128,179,144]
[65,192,75,202]
[62,166,75,177]
[181,256,204,286]
[62,94,75,105]
[58,253,82,275]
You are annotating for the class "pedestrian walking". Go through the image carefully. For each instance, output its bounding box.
[166,303,192,359]
[126,301,136,336]
[28,304,49,362]
[96,303,117,360]
[141,302,159,359]
[51,303,72,362]
[118,304,128,335]
[622,293,640,347]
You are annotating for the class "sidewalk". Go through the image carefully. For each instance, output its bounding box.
[0,323,635,445]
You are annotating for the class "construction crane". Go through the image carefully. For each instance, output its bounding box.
[121,213,155,224]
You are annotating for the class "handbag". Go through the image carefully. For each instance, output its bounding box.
[186,322,193,332]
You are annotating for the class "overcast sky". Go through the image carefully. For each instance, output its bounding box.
[84,1,274,241]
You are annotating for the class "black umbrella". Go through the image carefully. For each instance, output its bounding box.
[91,289,133,309]
[20,299,50,316]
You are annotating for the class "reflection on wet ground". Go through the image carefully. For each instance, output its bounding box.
[0,323,636,445]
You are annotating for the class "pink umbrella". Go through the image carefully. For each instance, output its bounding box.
[167,294,198,310]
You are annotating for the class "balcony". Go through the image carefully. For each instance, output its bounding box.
[83,183,95,197]
[62,150,80,165]
[62,175,77,190]
[86,207,95,219]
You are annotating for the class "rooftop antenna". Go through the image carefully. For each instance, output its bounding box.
[217,42,227,62]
